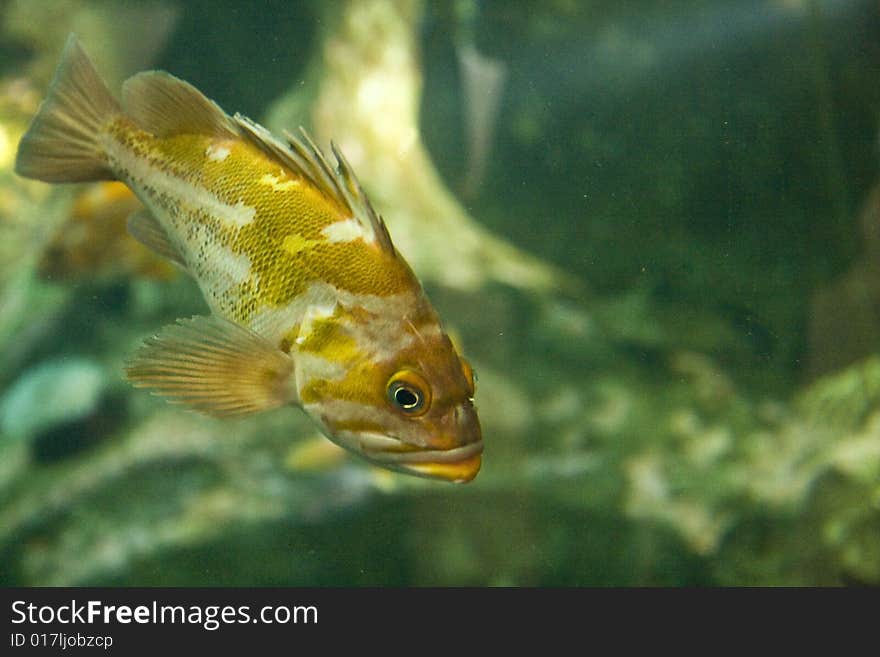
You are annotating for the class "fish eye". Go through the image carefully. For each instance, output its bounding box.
[391,384,421,409]
[387,370,431,416]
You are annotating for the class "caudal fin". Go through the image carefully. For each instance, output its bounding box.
[15,35,121,183]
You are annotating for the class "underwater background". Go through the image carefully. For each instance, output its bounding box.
[1,0,879,586]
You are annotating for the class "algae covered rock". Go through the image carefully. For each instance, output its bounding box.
[1,357,106,443]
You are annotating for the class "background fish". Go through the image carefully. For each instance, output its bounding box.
[39,181,177,282]
[15,36,482,483]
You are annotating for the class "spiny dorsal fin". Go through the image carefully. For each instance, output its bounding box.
[125,315,296,417]
[122,71,238,138]
[126,208,188,270]
[325,137,394,254]
[234,115,394,253]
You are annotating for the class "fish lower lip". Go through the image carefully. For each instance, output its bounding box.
[401,452,482,483]
[366,441,484,483]
[366,440,483,464]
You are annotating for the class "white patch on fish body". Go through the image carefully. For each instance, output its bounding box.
[205,144,230,161]
[259,172,300,191]
[334,288,441,360]
[297,288,440,371]
[166,221,256,318]
[225,200,256,227]
[104,138,256,230]
[301,288,429,362]
[296,303,339,345]
[243,283,416,348]
[353,313,410,356]
[321,217,371,243]
[245,282,338,346]
[295,351,347,385]
[210,248,253,295]
[335,288,419,318]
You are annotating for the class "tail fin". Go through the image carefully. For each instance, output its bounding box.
[15,35,121,183]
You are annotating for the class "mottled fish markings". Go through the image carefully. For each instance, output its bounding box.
[15,35,482,482]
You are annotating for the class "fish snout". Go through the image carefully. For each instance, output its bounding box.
[357,433,483,483]
[397,401,482,481]
[352,402,483,482]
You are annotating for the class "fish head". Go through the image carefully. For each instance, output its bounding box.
[368,348,483,482]
[297,302,483,483]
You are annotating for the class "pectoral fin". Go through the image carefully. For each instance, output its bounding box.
[127,208,188,269]
[125,315,296,417]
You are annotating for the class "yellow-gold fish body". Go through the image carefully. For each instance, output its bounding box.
[15,36,482,482]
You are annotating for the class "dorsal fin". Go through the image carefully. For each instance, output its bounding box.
[234,114,394,253]
[122,71,239,138]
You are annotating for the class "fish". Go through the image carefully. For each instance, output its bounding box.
[15,36,483,483]
[39,181,178,282]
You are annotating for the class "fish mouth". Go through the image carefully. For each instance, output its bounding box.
[359,437,483,483]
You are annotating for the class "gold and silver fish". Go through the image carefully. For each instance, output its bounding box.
[15,36,482,482]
